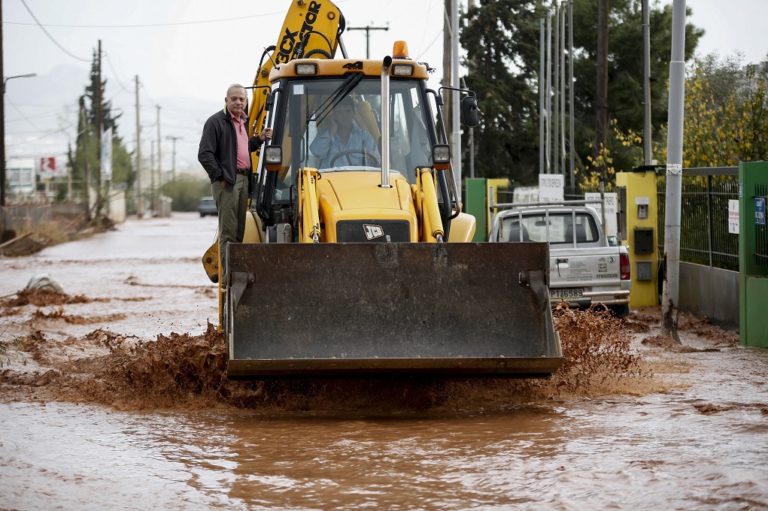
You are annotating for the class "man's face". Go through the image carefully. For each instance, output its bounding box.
[225,87,247,116]
[333,104,354,125]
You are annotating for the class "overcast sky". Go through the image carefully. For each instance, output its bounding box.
[3,0,767,173]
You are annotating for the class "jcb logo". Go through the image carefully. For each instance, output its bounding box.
[363,224,384,240]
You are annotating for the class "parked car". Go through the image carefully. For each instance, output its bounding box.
[197,196,217,217]
[490,204,631,316]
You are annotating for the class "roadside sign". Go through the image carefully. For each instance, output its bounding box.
[538,174,564,203]
[728,199,739,234]
[585,192,618,237]
[101,127,113,180]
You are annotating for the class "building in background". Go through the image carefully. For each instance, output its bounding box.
[6,158,36,200]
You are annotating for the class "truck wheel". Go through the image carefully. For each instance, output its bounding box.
[611,304,630,317]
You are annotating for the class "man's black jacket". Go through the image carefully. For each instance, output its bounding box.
[198,108,261,185]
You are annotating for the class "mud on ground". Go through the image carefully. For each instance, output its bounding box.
[0,287,747,415]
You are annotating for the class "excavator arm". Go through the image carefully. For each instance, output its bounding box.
[247,0,344,167]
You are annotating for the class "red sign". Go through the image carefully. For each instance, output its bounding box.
[38,157,58,178]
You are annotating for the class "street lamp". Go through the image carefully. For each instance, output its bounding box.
[3,73,37,93]
[2,72,38,207]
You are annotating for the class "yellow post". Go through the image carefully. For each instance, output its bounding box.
[486,178,511,231]
[616,171,659,307]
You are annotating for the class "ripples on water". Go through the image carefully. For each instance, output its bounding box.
[2,298,767,509]
[3,389,767,510]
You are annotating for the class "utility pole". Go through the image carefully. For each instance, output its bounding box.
[545,12,552,173]
[347,23,388,59]
[662,0,687,342]
[95,39,103,217]
[442,0,452,142]
[135,75,143,218]
[150,139,155,213]
[568,0,575,189]
[595,0,609,158]
[166,135,181,181]
[0,8,34,209]
[539,18,545,175]
[553,2,560,174]
[560,5,566,178]
[156,104,161,190]
[450,0,461,196]
[1,3,5,209]
[642,0,653,165]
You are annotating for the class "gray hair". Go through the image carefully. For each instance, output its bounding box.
[226,83,246,97]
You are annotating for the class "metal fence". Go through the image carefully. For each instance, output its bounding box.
[1,203,88,238]
[756,181,768,269]
[657,167,739,271]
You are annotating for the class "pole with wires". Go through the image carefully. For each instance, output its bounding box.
[135,75,143,218]
[662,0,686,342]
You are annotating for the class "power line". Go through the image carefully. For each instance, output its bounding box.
[103,52,132,94]
[19,0,89,62]
[140,81,158,108]
[415,29,443,61]
[6,98,42,131]
[5,9,287,29]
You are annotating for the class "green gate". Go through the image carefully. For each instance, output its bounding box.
[739,161,768,348]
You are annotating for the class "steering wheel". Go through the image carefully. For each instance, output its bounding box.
[329,150,381,167]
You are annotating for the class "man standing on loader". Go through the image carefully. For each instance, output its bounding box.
[198,84,272,266]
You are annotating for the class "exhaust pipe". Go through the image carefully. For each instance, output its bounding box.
[380,56,392,188]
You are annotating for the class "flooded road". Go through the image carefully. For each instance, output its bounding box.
[1,213,767,509]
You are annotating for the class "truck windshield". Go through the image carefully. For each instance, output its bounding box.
[502,212,600,244]
[274,77,433,188]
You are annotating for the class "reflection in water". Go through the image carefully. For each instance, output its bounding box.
[3,389,766,509]
[2,215,767,509]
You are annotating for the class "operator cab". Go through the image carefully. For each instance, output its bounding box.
[253,55,459,229]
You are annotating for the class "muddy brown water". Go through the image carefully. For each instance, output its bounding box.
[1,213,767,510]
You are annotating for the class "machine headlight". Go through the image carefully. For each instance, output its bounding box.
[295,63,318,75]
[432,144,451,169]
[392,64,414,76]
[264,146,283,172]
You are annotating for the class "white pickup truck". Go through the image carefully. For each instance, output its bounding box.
[490,204,631,315]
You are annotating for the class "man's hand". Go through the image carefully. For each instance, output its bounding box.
[258,128,273,142]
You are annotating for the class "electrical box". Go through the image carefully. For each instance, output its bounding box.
[617,171,659,308]
[635,196,650,219]
[634,227,654,255]
[636,261,653,282]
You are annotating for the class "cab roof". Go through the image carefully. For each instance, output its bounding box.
[269,58,431,81]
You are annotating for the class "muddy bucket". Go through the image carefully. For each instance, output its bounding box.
[225,242,562,377]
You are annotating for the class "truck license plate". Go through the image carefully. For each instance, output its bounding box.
[550,288,584,299]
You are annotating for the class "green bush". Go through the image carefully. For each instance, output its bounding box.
[161,176,211,211]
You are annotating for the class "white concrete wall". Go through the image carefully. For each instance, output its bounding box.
[679,262,739,329]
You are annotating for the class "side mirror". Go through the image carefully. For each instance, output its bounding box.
[264,146,282,172]
[461,95,479,127]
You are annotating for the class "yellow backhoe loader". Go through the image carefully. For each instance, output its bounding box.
[202,0,562,377]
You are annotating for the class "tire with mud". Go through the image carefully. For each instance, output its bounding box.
[610,304,630,317]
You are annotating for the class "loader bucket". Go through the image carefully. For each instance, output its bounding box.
[225,242,562,378]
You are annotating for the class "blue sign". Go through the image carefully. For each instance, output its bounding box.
[756,197,766,226]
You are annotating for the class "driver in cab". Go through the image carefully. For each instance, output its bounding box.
[310,96,379,169]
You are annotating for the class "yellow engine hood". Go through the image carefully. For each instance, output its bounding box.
[315,171,418,241]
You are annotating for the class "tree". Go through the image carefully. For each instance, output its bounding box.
[571,0,702,177]
[67,49,133,216]
[460,0,703,187]
[461,0,546,185]
[681,55,768,167]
